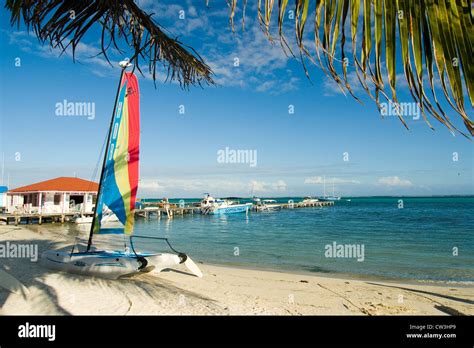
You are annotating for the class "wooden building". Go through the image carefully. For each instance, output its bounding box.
[6,177,98,214]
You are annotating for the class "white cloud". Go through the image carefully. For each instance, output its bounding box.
[249,179,287,193]
[138,179,163,191]
[137,177,288,196]
[304,176,360,184]
[5,12,300,94]
[138,178,288,196]
[203,24,300,94]
[376,176,413,187]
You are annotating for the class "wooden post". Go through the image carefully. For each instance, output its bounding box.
[62,193,67,213]
[38,192,42,214]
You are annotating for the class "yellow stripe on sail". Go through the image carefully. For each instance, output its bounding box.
[113,95,134,234]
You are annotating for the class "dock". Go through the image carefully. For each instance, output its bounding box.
[0,200,334,225]
[0,212,93,225]
[254,200,334,211]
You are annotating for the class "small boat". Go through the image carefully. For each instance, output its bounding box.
[319,196,341,201]
[201,194,251,215]
[253,198,282,211]
[301,196,319,204]
[73,215,93,224]
[73,209,119,225]
[318,178,340,201]
[42,59,202,279]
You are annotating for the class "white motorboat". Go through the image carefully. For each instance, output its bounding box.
[253,198,282,211]
[302,196,319,204]
[201,194,251,215]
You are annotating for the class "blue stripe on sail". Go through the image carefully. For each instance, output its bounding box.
[96,82,128,230]
[101,164,127,224]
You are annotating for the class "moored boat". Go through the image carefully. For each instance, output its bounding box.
[253,198,282,211]
[201,194,251,215]
[301,196,319,204]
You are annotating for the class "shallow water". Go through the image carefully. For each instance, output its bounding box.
[126,197,474,281]
[54,196,474,283]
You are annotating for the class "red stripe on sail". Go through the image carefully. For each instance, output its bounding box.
[124,72,140,212]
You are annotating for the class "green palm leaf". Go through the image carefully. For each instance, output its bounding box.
[4,0,213,88]
[5,0,473,135]
[224,0,473,136]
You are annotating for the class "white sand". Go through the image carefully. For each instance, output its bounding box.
[0,225,472,315]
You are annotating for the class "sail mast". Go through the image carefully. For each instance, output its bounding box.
[86,62,129,252]
[1,152,4,185]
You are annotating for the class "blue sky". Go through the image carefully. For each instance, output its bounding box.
[0,1,472,197]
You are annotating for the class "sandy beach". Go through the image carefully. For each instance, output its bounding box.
[0,224,472,315]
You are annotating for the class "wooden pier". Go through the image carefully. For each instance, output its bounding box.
[252,201,334,211]
[134,206,201,219]
[134,200,334,219]
[0,212,93,225]
[0,200,334,225]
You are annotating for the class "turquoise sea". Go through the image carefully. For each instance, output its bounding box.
[129,196,474,283]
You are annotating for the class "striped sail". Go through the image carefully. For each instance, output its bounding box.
[93,72,140,235]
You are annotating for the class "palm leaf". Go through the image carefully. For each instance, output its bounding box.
[5,1,473,135]
[4,0,214,88]
[219,0,473,136]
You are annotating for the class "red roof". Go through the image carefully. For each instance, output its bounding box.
[8,177,99,193]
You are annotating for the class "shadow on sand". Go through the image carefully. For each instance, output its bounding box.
[366,281,473,315]
[0,234,219,315]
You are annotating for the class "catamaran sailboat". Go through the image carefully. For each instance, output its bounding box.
[41,60,202,279]
[318,177,341,201]
[200,194,252,215]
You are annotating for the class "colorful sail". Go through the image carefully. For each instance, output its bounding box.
[93,72,140,235]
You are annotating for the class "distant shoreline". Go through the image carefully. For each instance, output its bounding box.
[139,195,474,200]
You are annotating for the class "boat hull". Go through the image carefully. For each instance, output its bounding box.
[318,197,340,202]
[204,204,251,215]
[41,250,141,279]
[41,249,185,279]
[256,204,282,212]
[74,216,93,224]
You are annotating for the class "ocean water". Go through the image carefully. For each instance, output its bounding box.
[129,196,474,283]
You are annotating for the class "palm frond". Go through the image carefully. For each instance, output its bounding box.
[5,1,473,135]
[4,0,214,88]
[225,0,473,136]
